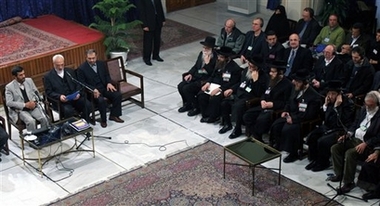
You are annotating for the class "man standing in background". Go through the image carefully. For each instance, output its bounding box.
[136,0,166,66]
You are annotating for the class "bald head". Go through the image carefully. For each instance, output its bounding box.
[289,33,300,49]
[224,19,236,34]
[323,45,336,60]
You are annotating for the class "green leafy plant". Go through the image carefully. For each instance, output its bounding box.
[319,0,349,26]
[89,0,142,55]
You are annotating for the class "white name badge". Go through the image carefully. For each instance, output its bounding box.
[373,49,378,55]
[245,87,252,93]
[248,46,253,51]
[299,103,307,112]
[240,82,246,88]
[323,37,330,43]
[222,73,231,79]
[265,89,271,94]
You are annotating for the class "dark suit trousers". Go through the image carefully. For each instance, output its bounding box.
[95,90,122,122]
[143,19,162,60]
[251,110,274,141]
[60,97,92,122]
[198,92,223,119]
[0,126,9,151]
[177,80,202,108]
[270,117,301,155]
[306,126,338,165]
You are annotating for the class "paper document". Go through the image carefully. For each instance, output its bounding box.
[66,91,80,101]
[205,83,221,95]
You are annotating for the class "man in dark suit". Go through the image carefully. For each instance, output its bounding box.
[311,44,344,93]
[261,30,284,72]
[282,33,313,77]
[342,23,369,53]
[136,0,165,66]
[295,7,321,47]
[178,36,218,116]
[243,60,292,142]
[240,17,265,64]
[329,91,380,193]
[269,69,321,163]
[44,54,91,122]
[343,46,375,100]
[77,49,124,128]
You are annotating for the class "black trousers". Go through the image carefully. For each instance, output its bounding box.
[0,125,9,152]
[177,80,202,108]
[306,126,339,165]
[220,98,247,130]
[95,90,122,122]
[270,117,301,155]
[358,160,380,193]
[142,20,162,60]
[60,96,92,122]
[244,109,273,141]
[198,92,223,119]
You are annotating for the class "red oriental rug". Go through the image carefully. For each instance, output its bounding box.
[0,22,75,67]
[48,141,338,205]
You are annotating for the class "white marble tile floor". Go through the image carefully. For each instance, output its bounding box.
[0,2,379,205]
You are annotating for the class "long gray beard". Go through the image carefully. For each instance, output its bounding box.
[245,70,252,80]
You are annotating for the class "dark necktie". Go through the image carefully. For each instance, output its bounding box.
[285,50,296,76]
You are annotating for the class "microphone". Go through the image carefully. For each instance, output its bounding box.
[34,91,42,102]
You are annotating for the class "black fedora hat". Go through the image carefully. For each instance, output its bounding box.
[291,69,310,81]
[216,46,235,57]
[268,60,287,71]
[200,36,216,48]
[247,54,264,68]
[325,80,343,92]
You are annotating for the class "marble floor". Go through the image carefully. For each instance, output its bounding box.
[1,2,378,206]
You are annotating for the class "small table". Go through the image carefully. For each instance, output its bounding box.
[20,118,95,176]
[224,138,282,195]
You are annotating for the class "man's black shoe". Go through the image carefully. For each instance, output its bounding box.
[187,108,200,116]
[305,160,316,170]
[206,117,219,123]
[153,56,164,62]
[362,191,380,200]
[283,154,298,163]
[340,182,355,193]
[178,105,192,113]
[200,117,209,123]
[329,175,342,182]
[144,59,152,66]
[228,128,242,139]
[311,163,330,172]
[219,125,232,134]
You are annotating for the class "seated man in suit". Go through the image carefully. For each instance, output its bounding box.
[269,69,321,163]
[295,7,320,47]
[329,91,380,194]
[261,30,285,72]
[216,19,245,54]
[198,46,241,123]
[311,44,344,93]
[341,23,369,53]
[357,144,380,200]
[368,29,380,72]
[44,54,91,122]
[283,33,313,77]
[178,36,218,116]
[239,17,265,64]
[5,66,49,131]
[219,55,269,139]
[343,46,375,100]
[77,49,124,128]
[243,60,292,143]
[0,116,9,162]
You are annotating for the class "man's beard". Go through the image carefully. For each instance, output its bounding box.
[245,69,252,80]
[269,75,282,87]
[367,106,379,114]
[216,59,227,70]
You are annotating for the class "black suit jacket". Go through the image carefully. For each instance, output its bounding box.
[136,0,165,31]
[324,96,355,130]
[312,56,344,91]
[232,68,269,100]
[261,41,285,65]
[285,86,321,124]
[240,30,265,57]
[345,33,369,53]
[295,18,321,46]
[349,107,380,148]
[44,68,81,100]
[261,77,293,111]
[184,51,217,82]
[77,60,112,91]
[283,46,313,76]
[343,58,375,96]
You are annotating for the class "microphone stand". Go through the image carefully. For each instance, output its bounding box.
[33,91,55,130]
[325,106,366,205]
[65,72,111,150]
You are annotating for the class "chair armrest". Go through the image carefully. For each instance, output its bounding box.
[125,69,144,90]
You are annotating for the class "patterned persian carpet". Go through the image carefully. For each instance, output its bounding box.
[127,19,214,60]
[0,22,75,66]
[49,141,337,206]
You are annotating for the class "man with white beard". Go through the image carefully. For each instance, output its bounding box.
[329,91,380,194]
[219,55,269,139]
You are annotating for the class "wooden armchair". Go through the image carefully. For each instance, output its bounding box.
[0,116,9,155]
[106,56,144,108]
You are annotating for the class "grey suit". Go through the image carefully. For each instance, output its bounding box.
[5,78,49,131]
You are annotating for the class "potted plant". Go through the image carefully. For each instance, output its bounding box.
[90,0,141,63]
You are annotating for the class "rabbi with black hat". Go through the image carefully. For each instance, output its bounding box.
[243,60,293,142]
[269,69,321,163]
[178,36,218,117]
[219,54,269,139]
[305,80,355,172]
[198,46,241,123]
